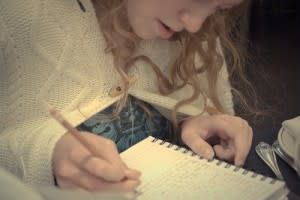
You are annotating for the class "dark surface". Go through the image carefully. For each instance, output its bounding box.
[243,2,300,198]
[238,0,300,130]
[244,128,300,199]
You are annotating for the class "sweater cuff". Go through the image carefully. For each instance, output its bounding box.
[21,119,67,185]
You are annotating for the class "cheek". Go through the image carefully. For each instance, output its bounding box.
[125,1,156,39]
[126,0,139,18]
[127,0,155,25]
[126,1,145,29]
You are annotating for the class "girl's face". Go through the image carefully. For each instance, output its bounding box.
[126,0,243,40]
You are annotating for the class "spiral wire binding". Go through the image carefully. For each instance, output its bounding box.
[150,137,278,184]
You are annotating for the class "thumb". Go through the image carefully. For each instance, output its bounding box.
[124,168,141,180]
[184,132,215,160]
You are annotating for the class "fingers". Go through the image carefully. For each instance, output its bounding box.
[181,114,253,166]
[121,159,141,180]
[214,115,253,166]
[213,144,234,161]
[124,169,142,180]
[69,147,141,182]
[182,129,215,160]
[58,167,140,192]
[81,132,126,170]
[80,155,126,181]
[53,131,142,191]
[74,170,140,192]
[69,132,142,182]
[233,124,253,166]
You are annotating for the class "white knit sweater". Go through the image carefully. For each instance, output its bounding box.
[0,0,234,185]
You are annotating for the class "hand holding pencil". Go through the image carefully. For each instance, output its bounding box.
[50,107,141,192]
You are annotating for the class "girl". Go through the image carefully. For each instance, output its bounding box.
[0,0,253,192]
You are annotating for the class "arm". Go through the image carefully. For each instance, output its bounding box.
[0,2,72,185]
[0,1,140,189]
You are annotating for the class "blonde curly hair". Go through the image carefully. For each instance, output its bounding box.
[91,0,256,142]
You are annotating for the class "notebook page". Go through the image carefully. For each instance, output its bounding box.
[121,136,287,200]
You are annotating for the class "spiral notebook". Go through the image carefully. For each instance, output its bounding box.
[121,136,289,200]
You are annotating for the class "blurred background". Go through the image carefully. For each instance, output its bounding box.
[234,0,300,129]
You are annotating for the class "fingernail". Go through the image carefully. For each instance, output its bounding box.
[125,169,142,179]
[236,160,244,167]
[130,169,141,175]
[205,149,215,160]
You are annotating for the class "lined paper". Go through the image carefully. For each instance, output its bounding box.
[121,136,287,200]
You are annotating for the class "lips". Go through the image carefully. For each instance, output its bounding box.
[161,21,172,31]
[157,20,175,39]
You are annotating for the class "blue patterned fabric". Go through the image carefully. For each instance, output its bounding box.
[77,96,170,152]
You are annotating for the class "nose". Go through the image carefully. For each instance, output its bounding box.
[179,10,208,33]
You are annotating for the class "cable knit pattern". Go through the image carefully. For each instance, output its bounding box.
[0,0,234,185]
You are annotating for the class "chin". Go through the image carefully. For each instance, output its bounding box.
[134,29,156,40]
[137,33,156,40]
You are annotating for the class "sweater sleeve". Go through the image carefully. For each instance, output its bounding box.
[0,1,67,185]
[0,121,67,185]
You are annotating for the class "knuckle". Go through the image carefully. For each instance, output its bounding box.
[103,138,115,147]
[233,117,250,130]
[241,119,249,127]
[181,131,189,143]
[82,156,102,171]
[217,118,228,127]
[212,114,223,122]
[68,146,79,161]
[214,114,224,121]
[219,114,231,119]
[216,114,226,118]
[94,161,106,175]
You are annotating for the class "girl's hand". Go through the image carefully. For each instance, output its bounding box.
[52,131,141,192]
[181,114,253,166]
